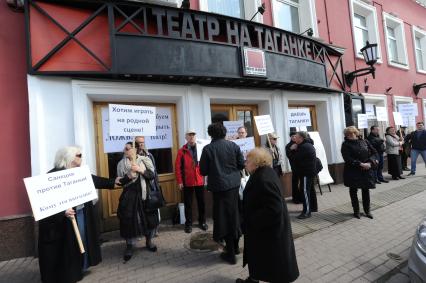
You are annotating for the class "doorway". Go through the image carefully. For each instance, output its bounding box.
[210,104,260,145]
[93,102,180,232]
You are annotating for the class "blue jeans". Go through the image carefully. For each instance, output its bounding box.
[410,149,426,173]
[375,153,384,181]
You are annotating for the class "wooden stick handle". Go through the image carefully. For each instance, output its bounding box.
[70,216,85,254]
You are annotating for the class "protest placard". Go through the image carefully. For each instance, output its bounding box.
[365,104,376,119]
[308,132,334,185]
[108,104,156,136]
[357,114,368,129]
[375,107,388,122]
[196,138,211,161]
[398,103,418,117]
[224,121,244,140]
[23,165,97,221]
[393,112,404,126]
[254,115,275,135]
[232,137,255,160]
[287,108,312,127]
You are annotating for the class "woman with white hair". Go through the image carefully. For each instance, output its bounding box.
[38,146,125,283]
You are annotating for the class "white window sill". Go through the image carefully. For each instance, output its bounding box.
[355,53,383,64]
[416,68,426,75]
[388,60,409,70]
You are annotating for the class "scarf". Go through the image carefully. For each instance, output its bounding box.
[117,155,154,200]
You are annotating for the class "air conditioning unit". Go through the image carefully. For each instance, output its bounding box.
[127,0,183,8]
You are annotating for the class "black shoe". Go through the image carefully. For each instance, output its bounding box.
[398,176,405,179]
[365,212,373,219]
[297,213,311,219]
[220,252,237,265]
[392,176,399,180]
[236,278,259,283]
[375,180,381,184]
[146,243,157,252]
[184,225,192,233]
[379,179,389,183]
[123,244,133,261]
[407,172,415,176]
[199,223,208,231]
[403,167,410,171]
[353,212,360,219]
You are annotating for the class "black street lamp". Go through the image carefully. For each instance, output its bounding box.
[345,41,379,88]
[413,83,426,96]
[249,3,266,21]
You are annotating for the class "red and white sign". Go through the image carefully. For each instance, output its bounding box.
[242,47,267,77]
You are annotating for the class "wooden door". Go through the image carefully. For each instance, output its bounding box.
[211,104,260,146]
[93,103,180,232]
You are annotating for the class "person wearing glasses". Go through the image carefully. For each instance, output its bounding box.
[265,133,283,178]
[117,142,159,261]
[237,126,248,139]
[38,146,125,283]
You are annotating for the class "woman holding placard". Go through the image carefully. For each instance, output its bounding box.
[39,146,124,283]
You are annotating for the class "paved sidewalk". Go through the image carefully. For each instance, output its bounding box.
[1,168,426,283]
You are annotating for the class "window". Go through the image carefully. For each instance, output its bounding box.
[273,0,300,33]
[200,0,244,19]
[350,0,381,61]
[413,26,426,73]
[383,12,409,69]
[363,94,389,136]
[272,0,318,36]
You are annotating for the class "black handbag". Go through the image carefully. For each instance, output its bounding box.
[145,183,166,211]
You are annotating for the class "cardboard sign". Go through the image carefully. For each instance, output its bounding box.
[232,137,255,160]
[308,132,334,185]
[254,115,275,135]
[288,108,312,128]
[375,107,388,122]
[357,114,368,129]
[23,165,97,221]
[393,112,404,126]
[108,104,156,136]
[224,121,244,140]
[398,103,418,117]
[196,138,211,161]
[402,115,416,127]
[365,104,376,119]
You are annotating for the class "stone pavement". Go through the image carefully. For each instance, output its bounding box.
[1,167,426,283]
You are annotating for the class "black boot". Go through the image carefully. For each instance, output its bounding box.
[123,244,133,261]
[350,188,360,219]
[146,237,157,252]
[362,189,372,219]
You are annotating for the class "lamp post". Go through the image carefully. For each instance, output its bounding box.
[345,41,379,88]
[249,3,266,21]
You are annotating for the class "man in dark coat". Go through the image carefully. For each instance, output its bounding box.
[237,148,299,283]
[200,122,245,265]
[285,132,303,204]
[406,122,426,176]
[367,125,388,184]
[289,132,318,219]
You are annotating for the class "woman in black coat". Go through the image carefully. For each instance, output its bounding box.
[39,146,124,283]
[341,127,377,219]
[236,148,299,283]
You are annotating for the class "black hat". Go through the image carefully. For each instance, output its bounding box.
[289,131,297,137]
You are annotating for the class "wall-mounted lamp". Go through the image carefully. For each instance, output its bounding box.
[413,83,426,96]
[249,3,266,21]
[344,41,378,88]
[299,28,314,37]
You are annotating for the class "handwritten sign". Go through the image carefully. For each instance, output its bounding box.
[224,121,244,140]
[398,103,418,117]
[365,104,376,119]
[109,104,156,136]
[375,107,388,122]
[254,115,275,135]
[232,137,255,160]
[357,114,368,129]
[196,139,211,161]
[23,165,97,221]
[288,108,311,127]
[393,112,403,126]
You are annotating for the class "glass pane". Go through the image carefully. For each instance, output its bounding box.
[207,0,242,18]
[416,49,424,70]
[352,99,363,130]
[275,2,300,33]
[415,37,422,49]
[388,38,398,62]
[387,26,395,38]
[354,14,367,28]
[211,109,230,123]
[354,27,368,53]
[236,110,255,137]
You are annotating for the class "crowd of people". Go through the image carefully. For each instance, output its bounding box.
[37,120,426,283]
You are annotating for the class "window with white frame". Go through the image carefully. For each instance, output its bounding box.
[200,0,245,19]
[272,0,318,36]
[350,0,381,60]
[363,94,389,135]
[413,26,426,73]
[383,13,408,68]
[394,96,415,130]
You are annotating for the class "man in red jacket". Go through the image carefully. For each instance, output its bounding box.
[175,129,207,233]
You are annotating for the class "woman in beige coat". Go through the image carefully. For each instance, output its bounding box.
[385,127,405,180]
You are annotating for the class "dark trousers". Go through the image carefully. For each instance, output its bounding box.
[292,172,303,203]
[300,176,317,214]
[375,153,384,181]
[349,188,370,213]
[400,150,408,168]
[183,186,206,226]
[224,235,239,257]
